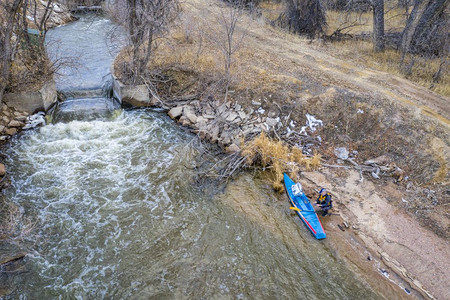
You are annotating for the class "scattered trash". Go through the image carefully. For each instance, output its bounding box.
[299,113,323,135]
[256,107,265,114]
[23,112,46,129]
[337,224,345,231]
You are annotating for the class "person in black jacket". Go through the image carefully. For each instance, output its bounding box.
[316,188,332,216]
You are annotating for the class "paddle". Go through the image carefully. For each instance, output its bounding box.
[289,207,315,212]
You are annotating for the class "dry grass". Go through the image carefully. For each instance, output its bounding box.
[254,1,449,97]
[242,132,321,191]
[326,7,408,36]
[325,39,450,96]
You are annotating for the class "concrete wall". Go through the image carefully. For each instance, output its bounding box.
[3,80,57,114]
[111,72,154,107]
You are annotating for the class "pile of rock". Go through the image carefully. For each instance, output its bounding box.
[0,104,29,143]
[168,100,283,152]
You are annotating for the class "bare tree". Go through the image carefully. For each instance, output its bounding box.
[108,0,180,85]
[0,0,58,99]
[400,0,448,57]
[0,0,23,101]
[371,0,385,51]
[207,2,247,102]
[330,0,385,51]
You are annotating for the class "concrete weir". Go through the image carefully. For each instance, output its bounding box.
[3,80,58,114]
[111,72,154,107]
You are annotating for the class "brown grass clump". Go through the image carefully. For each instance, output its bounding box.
[242,132,321,191]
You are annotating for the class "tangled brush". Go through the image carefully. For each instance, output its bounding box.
[242,132,321,191]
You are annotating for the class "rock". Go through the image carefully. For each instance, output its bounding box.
[392,167,404,181]
[183,106,198,124]
[265,117,279,127]
[14,115,27,122]
[8,120,24,128]
[216,103,227,115]
[0,136,8,141]
[226,112,239,122]
[238,111,246,120]
[220,131,232,145]
[0,164,5,176]
[0,125,5,133]
[251,100,261,106]
[5,128,17,135]
[334,147,349,160]
[168,106,183,119]
[211,126,220,142]
[371,172,380,179]
[364,155,389,165]
[196,116,207,124]
[226,143,240,153]
[234,104,241,111]
[203,114,215,119]
[251,127,262,134]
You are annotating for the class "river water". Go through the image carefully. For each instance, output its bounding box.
[1,15,381,299]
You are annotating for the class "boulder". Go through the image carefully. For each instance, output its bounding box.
[183,106,198,124]
[211,126,220,142]
[0,125,5,133]
[226,143,240,153]
[0,164,5,176]
[203,114,215,119]
[14,115,27,122]
[265,117,279,127]
[196,116,207,124]
[168,106,183,119]
[5,128,17,136]
[334,147,349,160]
[8,120,24,128]
[226,112,239,122]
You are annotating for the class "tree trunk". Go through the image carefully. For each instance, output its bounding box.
[400,0,448,54]
[0,0,24,99]
[372,0,385,52]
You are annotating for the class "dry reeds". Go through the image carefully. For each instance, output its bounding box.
[242,132,321,191]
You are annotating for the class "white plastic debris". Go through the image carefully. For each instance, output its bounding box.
[357,109,364,114]
[299,113,323,135]
[23,111,46,129]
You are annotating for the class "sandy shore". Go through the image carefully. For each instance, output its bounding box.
[301,170,449,300]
